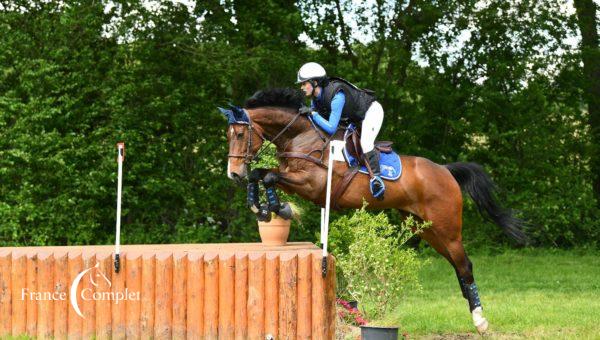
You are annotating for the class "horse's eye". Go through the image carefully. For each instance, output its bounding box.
[236,132,244,140]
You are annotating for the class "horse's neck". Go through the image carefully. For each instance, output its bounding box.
[252,108,321,152]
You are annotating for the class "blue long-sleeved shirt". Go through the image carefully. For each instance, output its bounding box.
[311,90,345,135]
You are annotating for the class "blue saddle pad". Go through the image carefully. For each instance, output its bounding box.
[341,127,402,181]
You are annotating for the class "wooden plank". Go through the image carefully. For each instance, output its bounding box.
[265,252,279,338]
[67,251,83,339]
[234,253,248,340]
[0,249,11,336]
[26,252,38,337]
[186,252,203,339]
[112,252,127,340]
[37,251,54,339]
[247,252,265,340]
[172,251,187,340]
[297,251,312,339]
[203,252,218,340]
[11,250,26,336]
[154,252,173,340]
[218,253,235,338]
[53,251,69,340]
[125,251,142,340]
[140,253,155,339]
[81,252,96,339]
[311,253,326,340]
[279,253,297,339]
[325,254,336,340]
[95,252,113,340]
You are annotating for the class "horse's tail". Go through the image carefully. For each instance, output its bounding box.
[445,162,528,245]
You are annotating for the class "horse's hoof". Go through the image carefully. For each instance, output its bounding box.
[476,318,489,334]
[472,307,488,334]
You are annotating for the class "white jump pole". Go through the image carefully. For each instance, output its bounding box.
[114,142,125,273]
[321,140,345,277]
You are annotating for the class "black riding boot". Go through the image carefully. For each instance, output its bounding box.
[364,150,385,199]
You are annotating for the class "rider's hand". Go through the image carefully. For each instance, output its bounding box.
[299,106,312,116]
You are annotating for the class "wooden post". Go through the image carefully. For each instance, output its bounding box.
[186,252,204,339]
[0,249,11,337]
[53,251,69,340]
[247,252,265,340]
[125,251,142,340]
[234,253,248,340]
[279,253,298,338]
[297,251,312,339]
[37,251,54,339]
[203,252,219,340]
[95,252,113,340]
[265,252,280,338]
[140,253,155,339]
[154,252,173,340]
[11,250,26,336]
[172,251,187,340]
[67,251,83,339]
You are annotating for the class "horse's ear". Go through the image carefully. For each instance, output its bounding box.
[228,104,250,124]
[218,107,234,124]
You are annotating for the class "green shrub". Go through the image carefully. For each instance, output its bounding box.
[331,205,430,320]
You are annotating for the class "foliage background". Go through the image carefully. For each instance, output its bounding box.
[1,0,598,248]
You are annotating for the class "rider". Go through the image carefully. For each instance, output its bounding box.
[296,62,386,199]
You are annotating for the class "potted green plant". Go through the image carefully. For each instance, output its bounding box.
[332,207,430,339]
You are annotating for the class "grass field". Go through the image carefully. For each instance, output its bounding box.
[384,248,600,339]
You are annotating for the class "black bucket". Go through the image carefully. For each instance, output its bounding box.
[360,325,399,340]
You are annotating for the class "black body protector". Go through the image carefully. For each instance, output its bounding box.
[312,77,376,125]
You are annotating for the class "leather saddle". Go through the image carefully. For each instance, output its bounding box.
[344,128,393,164]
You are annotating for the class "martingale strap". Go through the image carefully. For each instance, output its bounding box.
[276,151,328,169]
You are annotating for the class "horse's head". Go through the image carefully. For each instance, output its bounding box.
[219,106,264,183]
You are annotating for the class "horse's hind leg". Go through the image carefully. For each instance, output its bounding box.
[445,240,489,334]
[418,207,489,334]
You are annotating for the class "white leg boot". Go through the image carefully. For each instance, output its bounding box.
[472,306,489,334]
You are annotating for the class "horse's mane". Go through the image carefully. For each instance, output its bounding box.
[245,88,304,110]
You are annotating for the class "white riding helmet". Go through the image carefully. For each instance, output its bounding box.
[296,62,326,83]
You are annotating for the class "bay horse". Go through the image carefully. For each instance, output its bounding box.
[221,88,526,334]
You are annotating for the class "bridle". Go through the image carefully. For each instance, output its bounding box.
[227,109,304,165]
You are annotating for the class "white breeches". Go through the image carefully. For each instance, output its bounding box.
[360,101,384,153]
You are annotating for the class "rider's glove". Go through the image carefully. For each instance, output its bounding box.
[299,106,312,116]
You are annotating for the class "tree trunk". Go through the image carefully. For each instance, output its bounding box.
[574,0,600,206]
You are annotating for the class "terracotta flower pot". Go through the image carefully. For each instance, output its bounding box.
[258,215,291,246]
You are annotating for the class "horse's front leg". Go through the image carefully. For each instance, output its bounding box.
[262,170,298,220]
[263,169,323,205]
[248,167,294,220]
[247,168,272,220]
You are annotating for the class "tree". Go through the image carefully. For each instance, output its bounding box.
[573,0,600,207]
